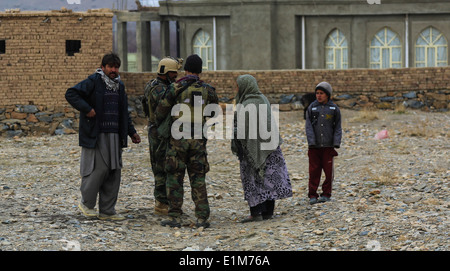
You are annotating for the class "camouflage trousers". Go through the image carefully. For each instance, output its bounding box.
[165,137,210,220]
[148,126,168,205]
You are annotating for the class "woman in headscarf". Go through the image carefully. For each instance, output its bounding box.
[231,74,292,223]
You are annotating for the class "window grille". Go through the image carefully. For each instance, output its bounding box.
[370,27,402,69]
[325,29,348,69]
[415,26,448,67]
[193,30,214,71]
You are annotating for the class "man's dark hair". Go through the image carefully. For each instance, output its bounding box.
[101,52,121,68]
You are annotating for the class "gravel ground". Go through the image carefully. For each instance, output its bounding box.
[0,109,449,251]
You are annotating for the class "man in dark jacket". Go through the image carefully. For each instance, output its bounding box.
[65,53,141,220]
[305,82,342,205]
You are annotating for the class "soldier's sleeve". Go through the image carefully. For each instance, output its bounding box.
[154,83,177,124]
[142,83,152,117]
[207,85,218,104]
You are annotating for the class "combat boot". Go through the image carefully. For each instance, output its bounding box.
[195,218,210,229]
[161,217,182,228]
[154,200,168,215]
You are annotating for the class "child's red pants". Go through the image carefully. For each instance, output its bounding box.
[308,147,338,199]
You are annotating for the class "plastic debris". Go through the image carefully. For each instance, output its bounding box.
[374,129,389,140]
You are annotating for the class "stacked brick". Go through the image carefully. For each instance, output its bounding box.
[122,67,450,111]
[0,9,113,137]
[0,9,113,107]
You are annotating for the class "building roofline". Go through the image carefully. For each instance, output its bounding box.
[0,8,114,17]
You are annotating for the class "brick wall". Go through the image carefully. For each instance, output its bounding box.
[0,9,113,107]
[122,67,450,101]
[0,9,114,137]
[122,67,450,111]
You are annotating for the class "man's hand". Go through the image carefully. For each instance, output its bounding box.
[86,108,96,118]
[131,133,141,144]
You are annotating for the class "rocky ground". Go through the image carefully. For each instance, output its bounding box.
[0,109,448,251]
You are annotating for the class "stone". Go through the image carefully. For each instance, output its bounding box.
[6,130,23,137]
[313,230,324,235]
[403,100,424,109]
[335,99,357,108]
[432,100,447,109]
[376,102,393,109]
[35,113,53,123]
[403,196,422,204]
[1,119,26,126]
[425,93,446,101]
[22,105,39,114]
[60,119,73,129]
[335,94,353,100]
[369,189,381,195]
[1,124,8,132]
[280,94,295,104]
[55,128,77,135]
[402,91,417,99]
[0,110,447,251]
[379,96,395,102]
[279,103,292,111]
[10,112,27,120]
[26,114,39,123]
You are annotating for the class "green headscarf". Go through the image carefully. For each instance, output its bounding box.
[231,74,282,178]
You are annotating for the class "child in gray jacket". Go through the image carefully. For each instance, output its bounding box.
[305,82,342,205]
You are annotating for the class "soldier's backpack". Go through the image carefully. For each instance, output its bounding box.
[175,81,209,125]
[141,79,158,118]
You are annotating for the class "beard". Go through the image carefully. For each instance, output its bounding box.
[106,71,118,79]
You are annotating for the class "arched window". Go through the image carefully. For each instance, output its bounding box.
[370,27,402,69]
[415,26,448,67]
[325,29,348,69]
[193,30,214,71]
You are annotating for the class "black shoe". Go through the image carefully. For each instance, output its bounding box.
[161,217,181,228]
[195,218,210,229]
[318,196,331,203]
[240,215,263,223]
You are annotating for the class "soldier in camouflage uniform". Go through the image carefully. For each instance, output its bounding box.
[155,54,218,228]
[142,57,183,215]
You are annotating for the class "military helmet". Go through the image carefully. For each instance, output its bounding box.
[157,57,183,75]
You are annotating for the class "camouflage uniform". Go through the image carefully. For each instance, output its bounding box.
[155,75,218,221]
[143,77,172,206]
